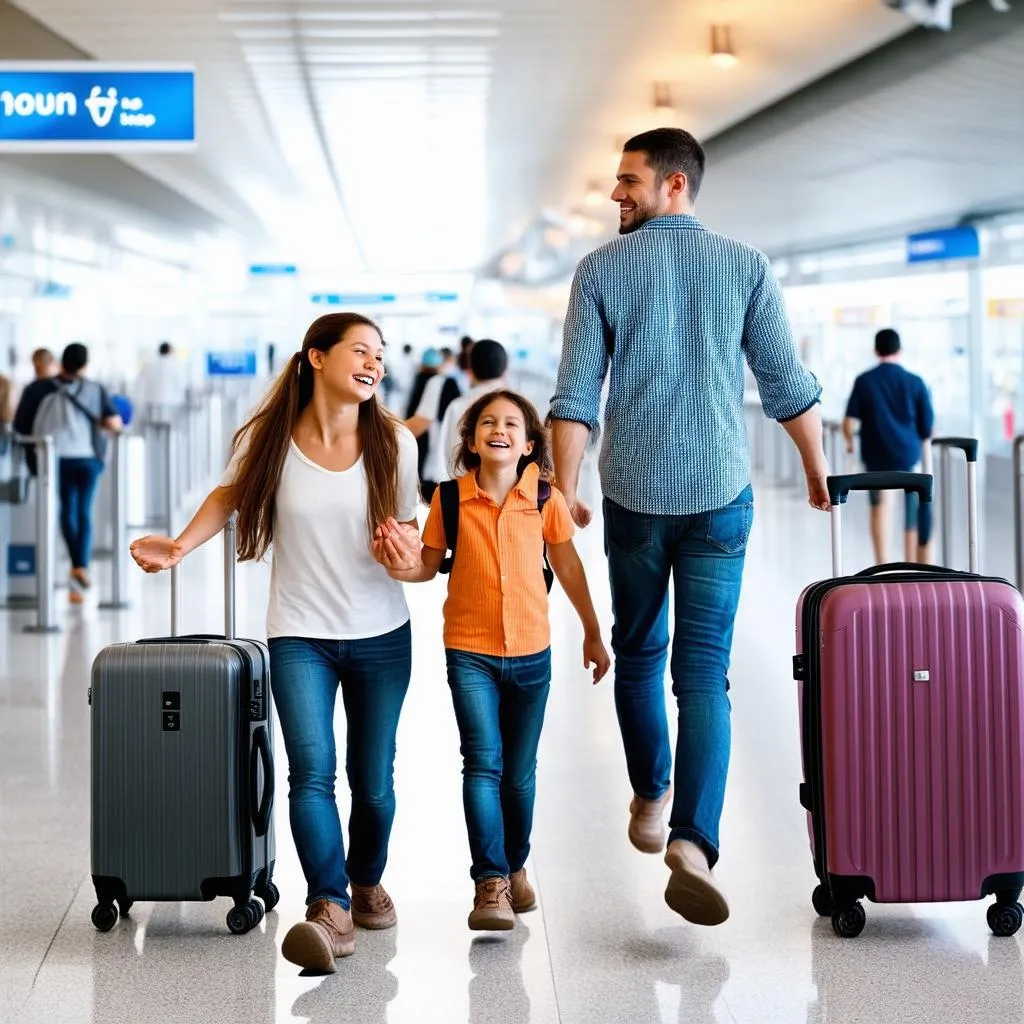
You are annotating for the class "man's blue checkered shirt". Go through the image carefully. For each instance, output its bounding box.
[550,214,822,516]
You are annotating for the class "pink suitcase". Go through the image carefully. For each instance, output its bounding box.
[795,440,1024,938]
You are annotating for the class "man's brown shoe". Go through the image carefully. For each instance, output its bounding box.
[509,868,536,913]
[628,789,671,853]
[350,883,397,929]
[281,898,356,973]
[468,877,515,931]
[664,840,730,926]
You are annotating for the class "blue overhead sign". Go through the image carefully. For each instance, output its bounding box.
[907,226,980,264]
[0,63,195,151]
[311,293,397,306]
[249,264,297,276]
[206,351,257,377]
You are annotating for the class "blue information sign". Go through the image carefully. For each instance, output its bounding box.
[311,293,397,306]
[206,351,257,377]
[907,226,980,264]
[250,264,297,276]
[0,63,195,151]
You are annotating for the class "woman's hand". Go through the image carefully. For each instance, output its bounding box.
[130,535,184,573]
[372,517,423,573]
[583,634,611,685]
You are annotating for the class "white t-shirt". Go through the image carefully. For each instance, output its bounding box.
[415,372,462,484]
[222,424,420,640]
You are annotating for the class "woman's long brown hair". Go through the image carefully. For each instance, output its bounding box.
[226,313,400,562]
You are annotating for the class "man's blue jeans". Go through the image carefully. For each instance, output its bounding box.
[603,486,753,868]
[268,623,411,910]
[58,457,104,569]
[445,648,551,881]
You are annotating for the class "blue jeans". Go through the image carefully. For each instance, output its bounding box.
[445,648,551,881]
[58,457,104,569]
[268,623,411,909]
[603,486,753,868]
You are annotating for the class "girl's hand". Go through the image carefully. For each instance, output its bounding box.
[583,635,611,685]
[373,518,422,572]
[130,535,184,573]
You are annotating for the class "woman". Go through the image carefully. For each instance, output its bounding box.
[130,313,419,974]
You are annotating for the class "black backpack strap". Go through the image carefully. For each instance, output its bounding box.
[438,479,460,576]
[537,480,554,593]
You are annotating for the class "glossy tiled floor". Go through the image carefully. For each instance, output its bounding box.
[3,470,1024,1024]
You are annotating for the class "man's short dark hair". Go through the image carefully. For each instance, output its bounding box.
[875,328,901,357]
[62,343,88,375]
[159,341,172,356]
[469,339,508,382]
[623,128,706,200]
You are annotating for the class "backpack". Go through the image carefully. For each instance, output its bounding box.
[437,478,554,592]
[31,380,104,464]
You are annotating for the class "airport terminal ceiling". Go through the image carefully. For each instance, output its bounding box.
[3,0,935,277]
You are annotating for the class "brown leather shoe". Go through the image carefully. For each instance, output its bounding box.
[664,840,730,926]
[468,877,515,931]
[350,883,397,929]
[509,868,536,913]
[628,789,671,853]
[281,898,355,972]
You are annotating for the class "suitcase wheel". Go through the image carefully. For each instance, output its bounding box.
[811,884,833,918]
[227,897,265,935]
[988,901,1023,938]
[831,902,866,939]
[254,881,280,914]
[91,904,118,933]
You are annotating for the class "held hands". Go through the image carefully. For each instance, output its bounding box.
[584,634,611,685]
[129,535,184,573]
[372,517,423,574]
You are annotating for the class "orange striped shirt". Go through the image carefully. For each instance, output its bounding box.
[422,463,576,657]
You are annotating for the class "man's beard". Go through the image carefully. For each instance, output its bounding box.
[618,195,660,235]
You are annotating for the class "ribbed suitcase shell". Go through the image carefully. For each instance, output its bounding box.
[797,575,1024,904]
[91,637,274,904]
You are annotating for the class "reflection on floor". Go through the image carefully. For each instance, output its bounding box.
[2,473,1023,1024]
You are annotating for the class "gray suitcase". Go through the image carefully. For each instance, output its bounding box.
[89,520,276,935]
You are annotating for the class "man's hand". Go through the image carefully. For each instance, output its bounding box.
[567,496,593,529]
[805,458,831,511]
[583,634,611,685]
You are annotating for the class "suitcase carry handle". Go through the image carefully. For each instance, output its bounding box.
[827,472,933,577]
[250,725,275,838]
[170,515,238,639]
[854,562,957,577]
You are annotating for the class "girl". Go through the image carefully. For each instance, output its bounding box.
[374,389,610,929]
[130,313,420,974]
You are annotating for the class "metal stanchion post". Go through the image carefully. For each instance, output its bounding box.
[24,436,59,634]
[163,423,177,538]
[1014,436,1024,591]
[100,433,129,610]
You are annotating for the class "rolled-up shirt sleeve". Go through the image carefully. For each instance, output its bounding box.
[549,258,609,432]
[742,254,822,422]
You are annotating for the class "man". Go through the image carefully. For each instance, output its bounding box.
[31,347,55,380]
[437,338,508,479]
[404,347,462,501]
[14,343,123,604]
[134,341,188,423]
[843,328,934,564]
[549,128,829,927]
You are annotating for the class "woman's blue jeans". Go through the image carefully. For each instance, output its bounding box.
[268,623,411,910]
[445,648,551,881]
[604,486,753,868]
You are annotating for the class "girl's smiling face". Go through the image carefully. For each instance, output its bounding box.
[470,397,535,469]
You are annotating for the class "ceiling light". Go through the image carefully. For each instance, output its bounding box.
[584,182,604,208]
[710,25,737,68]
[653,83,673,113]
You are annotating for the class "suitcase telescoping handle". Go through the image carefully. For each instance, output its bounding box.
[169,514,238,639]
[929,437,980,573]
[826,472,933,578]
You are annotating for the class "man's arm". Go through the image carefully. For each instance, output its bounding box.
[742,254,828,509]
[548,259,609,527]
